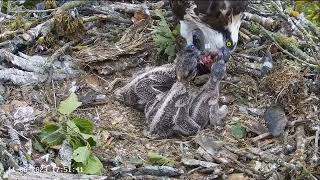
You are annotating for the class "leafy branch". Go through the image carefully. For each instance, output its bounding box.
[152,10,179,64]
[39,92,103,175]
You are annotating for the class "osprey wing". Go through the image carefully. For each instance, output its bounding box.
[169,0,190,20]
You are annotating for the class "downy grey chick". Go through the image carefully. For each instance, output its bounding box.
[114,64,176,110]
[175,45,201,82]
[144,81,200,138]
[144,60,228,138]
[188,59,227,128]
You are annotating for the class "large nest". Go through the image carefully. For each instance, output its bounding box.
[262,64,311,115]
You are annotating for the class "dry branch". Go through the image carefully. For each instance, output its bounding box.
[82,14,132,24]
[244,12,277,30]
[0,1,87,52]
[0,12,14,20]
[0,49,79,85]
[0,29,24,41]
[5,171,108,180]
[108,1,164,14]
[295,124,307,163]
[260,25,319,68]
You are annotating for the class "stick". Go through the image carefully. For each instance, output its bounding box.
[295,124,306,162]
[8,9,57,14]
[5,171,108,180]
[244,12,277,30]
[310,126,319,166]
[259,25,319,68]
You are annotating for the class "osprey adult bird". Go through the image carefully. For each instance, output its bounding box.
[169,0,248,73]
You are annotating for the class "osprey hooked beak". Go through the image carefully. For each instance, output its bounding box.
[178,1,244,71]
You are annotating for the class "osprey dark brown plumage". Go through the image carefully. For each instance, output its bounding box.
[169,0,248,31]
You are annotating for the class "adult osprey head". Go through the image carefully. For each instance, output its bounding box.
[170,0,248,71]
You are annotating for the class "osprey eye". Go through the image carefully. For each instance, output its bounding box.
[226,41,233,48]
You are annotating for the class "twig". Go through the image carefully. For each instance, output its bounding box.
[251,132,271,142]
[8,8,57,14]
[108,1,164,14]
[48,41,75,64]
[106,78,125,92]
[1,1,86,52]
[239,44,268,54]
[295,124,306,163]
[234,53,263,62]
[0,49,79,85]
[270,1,304,38]
[51,80,57,109]
[240,27,261,41]
[244,12,277,30]
[259,25,319,68]
[187,167,203,174]
[0,29,24,41]
[5,171,108,180]
[297,14,320,38]
[82,14,131,24]
[247,147,301,170]
[248,4,274,16]
[0,12,14,19]
[287,119,312,127]
[310,126,319,166]
[54,1,87,16]
[5,119,21,152]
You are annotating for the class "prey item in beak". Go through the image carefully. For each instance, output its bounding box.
[197,47,231,75]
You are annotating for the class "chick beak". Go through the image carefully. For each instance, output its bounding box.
[219,46,231,63]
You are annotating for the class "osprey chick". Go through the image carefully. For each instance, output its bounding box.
[170,0,248,72]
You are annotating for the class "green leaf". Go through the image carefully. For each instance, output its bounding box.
[40,124,65,147]
[79,154,103,175]
[67,135,87,150]
[152,9,177,64]
[73,117,94,134]
[58,92,82,115]
[33,138,45,153]
[66,120,80,134]
[80,133,97,147]
[231,122,247,140]
[172,24,180,37]
[72,146,91,165]
[146,152,175,166]
[165,44,176,58]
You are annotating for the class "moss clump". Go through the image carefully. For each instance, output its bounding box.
[9,15,26,31]
[275,34,299,49]
[290,10,300,18]
[44,0,57,9]
[53,11,85,41]
[248,22,260,34]
[37,32,56,47]
[1,0,9,13]
[295,1,320,26]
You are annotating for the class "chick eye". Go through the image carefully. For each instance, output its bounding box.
[226,40,233,48]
